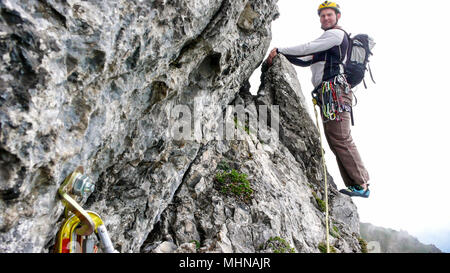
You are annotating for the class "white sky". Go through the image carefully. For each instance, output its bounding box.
[250,0,450,252]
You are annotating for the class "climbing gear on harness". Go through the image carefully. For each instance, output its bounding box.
[339,184,370,198]
[318,1,341,15]
[55,167,118,253]
[312,98,331,253]
[311,74,354,125]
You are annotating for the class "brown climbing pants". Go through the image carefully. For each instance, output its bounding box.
[322,87,370,188]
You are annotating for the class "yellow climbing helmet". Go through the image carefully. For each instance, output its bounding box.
[318,1,341,15]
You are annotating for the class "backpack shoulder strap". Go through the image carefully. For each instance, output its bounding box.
[333,26,351,38]
[333,27,352,65]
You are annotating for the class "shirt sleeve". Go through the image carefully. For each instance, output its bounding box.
[278,29,344,57]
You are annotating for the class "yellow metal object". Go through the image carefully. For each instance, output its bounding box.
[55,211,104,253]
[58,167,95,236]
[55,167,117,253]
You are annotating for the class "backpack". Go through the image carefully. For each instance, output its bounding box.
[344,33,376,88]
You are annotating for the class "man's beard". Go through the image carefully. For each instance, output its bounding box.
[321,20,338,30]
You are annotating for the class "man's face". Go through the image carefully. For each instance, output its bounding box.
[320,8,341,30]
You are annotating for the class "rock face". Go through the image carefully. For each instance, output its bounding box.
[0,0,362,253]
[141,56,362,253]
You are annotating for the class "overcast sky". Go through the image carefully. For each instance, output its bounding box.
[250,0,450,252]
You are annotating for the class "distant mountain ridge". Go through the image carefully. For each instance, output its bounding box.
[360,223,442,253]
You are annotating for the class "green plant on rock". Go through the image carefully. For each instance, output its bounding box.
[312,191,326,212]
[233,116,239,128]
[244,125,251,135]
[260,236,295,253]
[333,225,339,234]
[189,240,201,250]
[233,116,252,135]
[330,225,340,238]
[358,237,368,253]
[318,242,337,253]
[215,169,253,202]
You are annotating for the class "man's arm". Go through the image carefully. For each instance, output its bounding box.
[278,29,344,57]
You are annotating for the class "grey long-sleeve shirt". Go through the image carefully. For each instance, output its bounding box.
[278,29,346,88]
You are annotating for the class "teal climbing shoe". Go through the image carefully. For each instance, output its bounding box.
[339,185,370,198]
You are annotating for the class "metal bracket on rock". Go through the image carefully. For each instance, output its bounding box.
[58,166,95,236]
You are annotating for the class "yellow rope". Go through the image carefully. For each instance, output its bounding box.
[312,98,330,253]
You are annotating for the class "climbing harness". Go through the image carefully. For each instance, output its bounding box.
[312,98,331,254]
[311,74,355,126]
[54,167,118,253]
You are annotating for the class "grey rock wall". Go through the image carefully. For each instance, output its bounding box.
[0,0,361,253]
[141,56,362,253]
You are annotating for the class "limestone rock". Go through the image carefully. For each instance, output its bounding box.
[140,56,362,253]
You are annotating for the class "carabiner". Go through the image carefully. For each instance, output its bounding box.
[329,112,336,121]
[55,210,118,253]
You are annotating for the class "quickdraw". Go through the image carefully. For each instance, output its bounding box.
[54,167,118,253]
[312,74,351,123]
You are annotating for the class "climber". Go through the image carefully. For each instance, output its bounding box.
[265,1,370,198]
